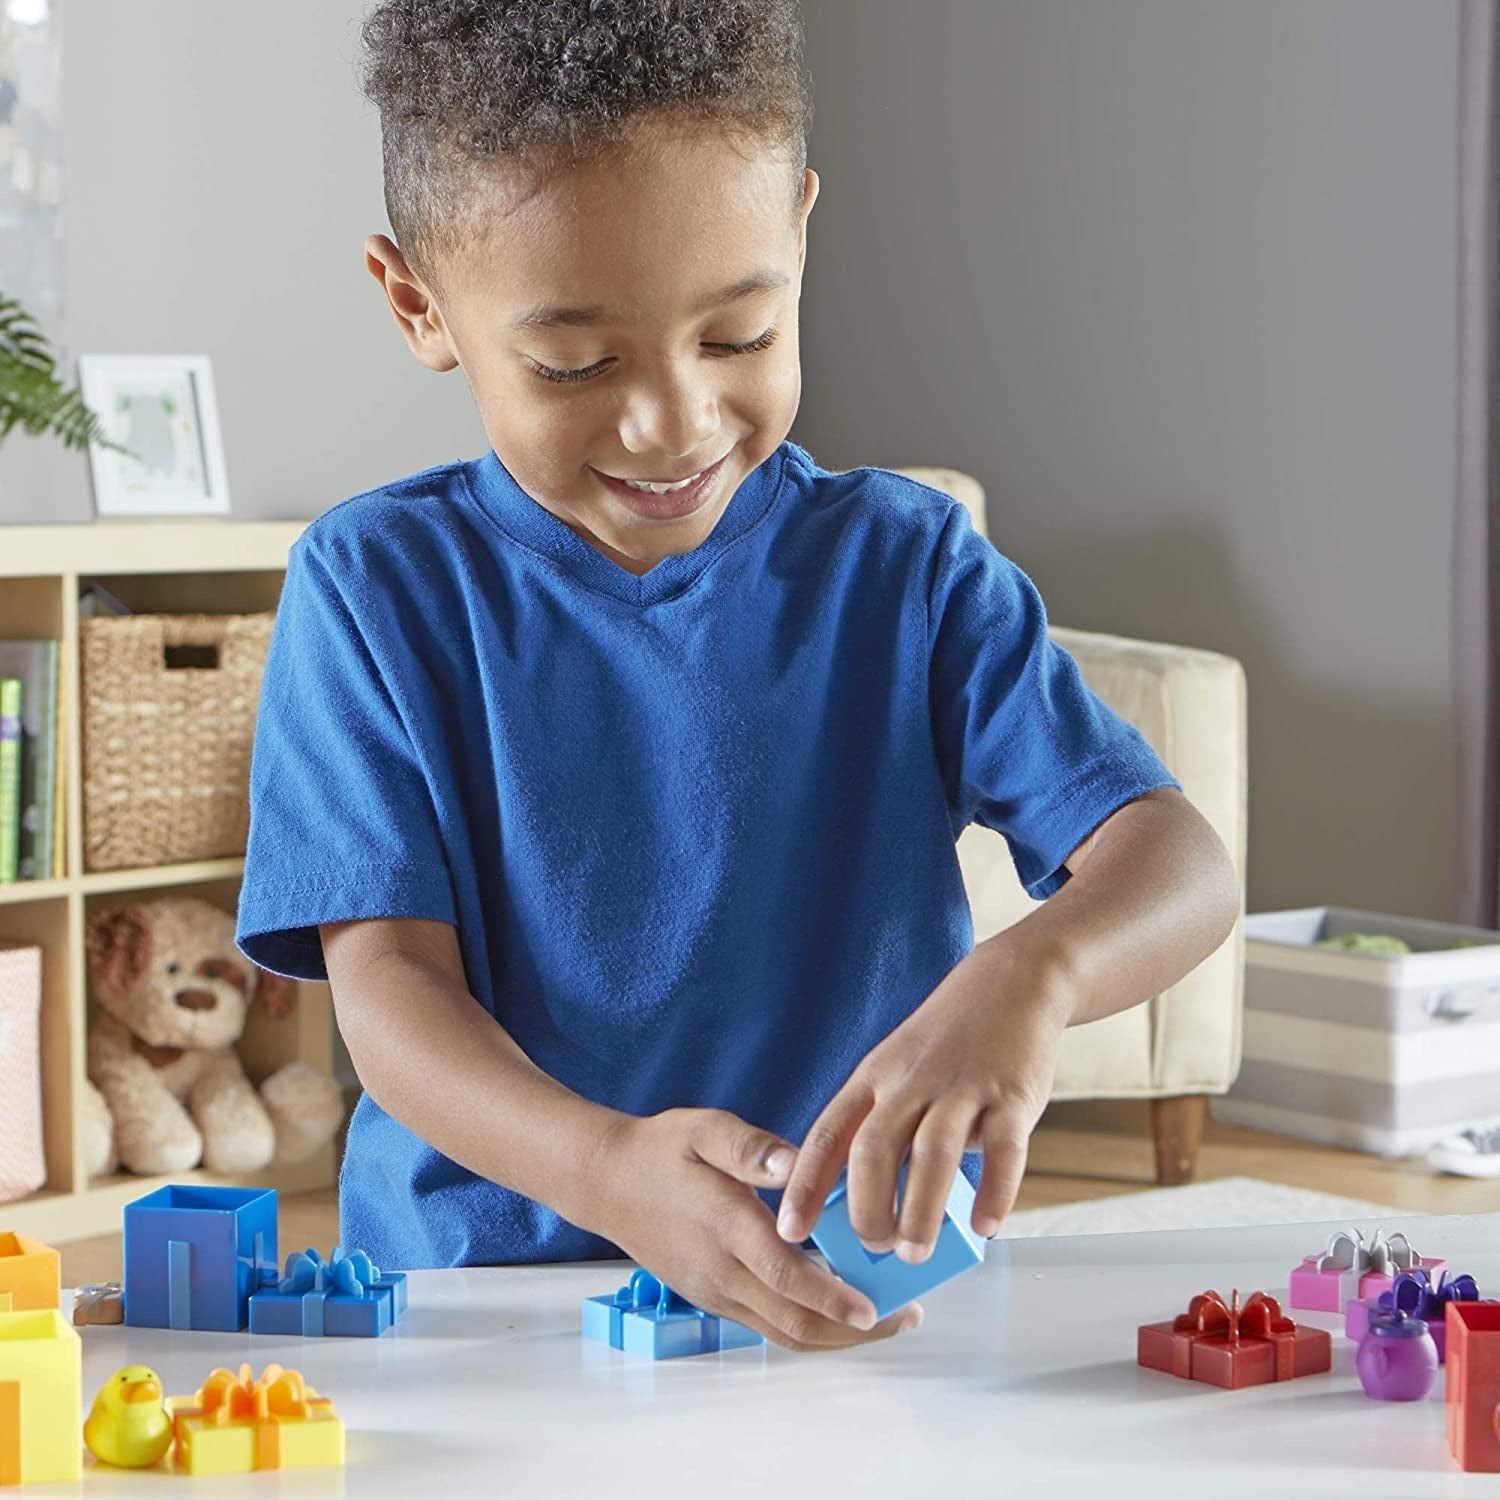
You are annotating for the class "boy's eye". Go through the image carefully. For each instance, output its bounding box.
[526,326,779,385]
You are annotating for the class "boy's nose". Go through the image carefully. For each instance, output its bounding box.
[174,989,217,1012]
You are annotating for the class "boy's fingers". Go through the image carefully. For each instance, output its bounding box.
[735,1208,880,1331]
[893,1103,973,1260]
[845,1102,923,1251]
[725,1272,921,1352]
[776,1084,872,1243]
[972,1105,1031,1238]
[688,1109,799,1187]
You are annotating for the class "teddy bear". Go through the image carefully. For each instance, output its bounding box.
[83,895,344,1178]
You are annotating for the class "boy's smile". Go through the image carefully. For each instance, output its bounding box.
[366,121,820,577]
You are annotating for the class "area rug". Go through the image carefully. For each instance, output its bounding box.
[997,1176,1402,1239]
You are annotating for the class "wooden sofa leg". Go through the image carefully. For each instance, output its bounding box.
[1152,1095,1207,1185]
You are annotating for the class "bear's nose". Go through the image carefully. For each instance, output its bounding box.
[174,990,217,1012]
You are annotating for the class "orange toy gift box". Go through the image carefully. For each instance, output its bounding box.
[1447,1301,1500,1472]
[0,1235,58,1314]
[1138,1289,1332,1389]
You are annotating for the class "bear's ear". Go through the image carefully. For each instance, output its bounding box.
[253,966,296,1021]
[85,905,153,995]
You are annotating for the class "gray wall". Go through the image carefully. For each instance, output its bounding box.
[796,0,1461,923]
[0,0,1462,924]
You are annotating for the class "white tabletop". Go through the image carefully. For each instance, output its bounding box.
[66,1211,1500,1497]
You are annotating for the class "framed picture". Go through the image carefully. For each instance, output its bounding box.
[77,354,232,518]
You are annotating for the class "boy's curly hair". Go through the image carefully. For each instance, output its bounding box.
[359,0,814,295]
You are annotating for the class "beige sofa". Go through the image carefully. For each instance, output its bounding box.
[895,468,1248,1183]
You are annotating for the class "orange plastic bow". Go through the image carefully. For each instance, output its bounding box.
[175,1363,327,1471]
[195,1363,316,1425]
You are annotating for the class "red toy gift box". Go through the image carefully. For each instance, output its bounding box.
[1447,1301,1500,1472]
[1138,1289,1332,1390]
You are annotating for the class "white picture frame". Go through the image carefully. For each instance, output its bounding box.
[77,354,232,518]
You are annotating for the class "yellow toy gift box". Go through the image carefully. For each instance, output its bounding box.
[166,1362,344,1475]
[0,1309,82,1487]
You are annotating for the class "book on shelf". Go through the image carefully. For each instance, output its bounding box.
[0,677,20,883]
[52,640,66,879]
[0,640,61,884]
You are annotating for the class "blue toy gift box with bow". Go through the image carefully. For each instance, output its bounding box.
[248,1247,408,1338]
[582,1269,763,1359]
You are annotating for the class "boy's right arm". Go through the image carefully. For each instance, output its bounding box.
[320,916,917,1351]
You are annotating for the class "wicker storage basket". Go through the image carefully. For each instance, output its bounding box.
[0,942,45,1204]
[80,613,275,871]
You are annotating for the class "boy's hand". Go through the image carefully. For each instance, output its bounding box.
[589,1107,923,1351]
[774,938,1072,1258]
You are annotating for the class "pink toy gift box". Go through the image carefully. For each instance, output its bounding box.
[0,943,45,1204]
[1289,1228,1446,1313]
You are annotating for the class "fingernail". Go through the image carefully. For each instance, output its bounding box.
[900,1305,924,1333]
[849,1304,877,1332]
[895,1240,928,1263]
[974,1216,1001,1238]
[764,1146,795,1181]
[777,1205,800,1239]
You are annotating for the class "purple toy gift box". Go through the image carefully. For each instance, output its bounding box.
[1288,1227,1446,1314]
[1344,1269,1487,1362]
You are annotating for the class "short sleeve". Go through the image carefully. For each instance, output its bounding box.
[927,502,1180,900]
[235,534,457,980]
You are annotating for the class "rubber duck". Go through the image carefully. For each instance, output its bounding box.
[83,1364,173,1468]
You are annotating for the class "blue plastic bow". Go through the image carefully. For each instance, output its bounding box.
[1379,1268,1479,1321]
[608,1268,691,1321]
[278,1245,381,1298]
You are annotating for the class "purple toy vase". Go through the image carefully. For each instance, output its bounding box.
[1355,1312,1439,1402]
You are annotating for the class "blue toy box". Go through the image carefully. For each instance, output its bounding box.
[123,1184,278,1332]
[809,1163,985,1320]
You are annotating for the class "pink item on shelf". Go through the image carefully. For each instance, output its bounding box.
[0,943,46,1204]
[1288,1227,1446,1313]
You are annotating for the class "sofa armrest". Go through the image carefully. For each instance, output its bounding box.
[1059,627,1246,1096]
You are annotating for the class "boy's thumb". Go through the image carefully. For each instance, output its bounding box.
[690,1109,798,1187]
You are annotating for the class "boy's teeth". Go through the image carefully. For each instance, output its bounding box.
[621,470,702,494]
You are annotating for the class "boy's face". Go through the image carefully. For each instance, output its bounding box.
[367,125,819,577]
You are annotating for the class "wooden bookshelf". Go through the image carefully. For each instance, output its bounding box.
[0,519,334,1242]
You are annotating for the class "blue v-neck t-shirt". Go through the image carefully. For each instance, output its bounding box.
[235,440,1179,1268]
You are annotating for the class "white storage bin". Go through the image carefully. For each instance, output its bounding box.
[0,943,45,1202]
[1212,907,1500,1157]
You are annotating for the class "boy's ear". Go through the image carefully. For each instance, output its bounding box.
[796,168,819,273]
[364,233,460,373]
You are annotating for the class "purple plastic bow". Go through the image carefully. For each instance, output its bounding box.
[1379,1268,1479,1321]
[278,1245,381,1298]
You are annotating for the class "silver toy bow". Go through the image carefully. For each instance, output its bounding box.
[1315,1228,1421,1305]
[72,1281,123,1326]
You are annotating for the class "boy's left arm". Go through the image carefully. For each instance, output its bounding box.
[775,785,1240,1258]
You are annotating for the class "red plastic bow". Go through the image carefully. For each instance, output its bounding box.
[1174,1288,1294,1342]
[1170,1289,1300,1378]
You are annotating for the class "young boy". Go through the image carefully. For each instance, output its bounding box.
[235,0,1239,1353]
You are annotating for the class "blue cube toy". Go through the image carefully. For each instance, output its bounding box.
[248,1247,408,1337]
[582,1269,762,1359]
[124,1184,279,1332]
[809,1163,985,1320]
